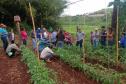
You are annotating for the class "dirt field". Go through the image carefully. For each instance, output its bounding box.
[0,48,30,84]
[47,57,99,84]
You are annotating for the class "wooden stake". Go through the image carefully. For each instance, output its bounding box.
[29,3,40,61]
[83,38,86,63]
[116,6,119,66]
[16,22,21,44]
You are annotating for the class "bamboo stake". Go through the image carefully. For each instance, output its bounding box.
[29,3,40,61]
[83,37,85,63]
[83,15,86,63]
[116,6,119,66]
[16,22,21,45]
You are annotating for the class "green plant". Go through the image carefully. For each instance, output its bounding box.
[54,47,126,84]
[21,46,55,84]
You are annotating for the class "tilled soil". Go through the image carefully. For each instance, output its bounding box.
[0,48,30,84]
[47,57,99,84]
[85,57,125,72]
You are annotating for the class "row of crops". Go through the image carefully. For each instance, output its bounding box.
[21,46,55,84]
[54,45,126,84]
[21,44,126,84]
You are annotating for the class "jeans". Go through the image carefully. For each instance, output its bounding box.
[1,36,8,50]
[32,38,36,50]
[93,39,99,48]
[76,39,83,48]
[57,41,64,48]
[101,40,106,46]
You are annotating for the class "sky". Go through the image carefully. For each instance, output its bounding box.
[62,0,114,16]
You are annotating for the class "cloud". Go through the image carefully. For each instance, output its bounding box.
[62,0,114,16]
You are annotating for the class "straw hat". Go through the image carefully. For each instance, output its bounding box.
[0,23,7,28]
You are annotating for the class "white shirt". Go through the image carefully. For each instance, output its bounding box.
[40,47,54,59]
[6,44,20,53]
[76,32,85,41]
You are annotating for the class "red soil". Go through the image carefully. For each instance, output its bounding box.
[85,57,125,72]
[47,57,99,84]
[0,48,30,84]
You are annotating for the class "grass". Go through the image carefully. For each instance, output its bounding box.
[62,24,98,39]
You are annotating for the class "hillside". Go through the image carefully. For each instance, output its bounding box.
[59,8,112,26]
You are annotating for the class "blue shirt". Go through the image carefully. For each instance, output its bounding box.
[0,28,8,37]
[36,29,43,39]
[120,36,126,48]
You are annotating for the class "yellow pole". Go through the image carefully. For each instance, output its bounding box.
[29,3,40,61]
[116,6,119,66]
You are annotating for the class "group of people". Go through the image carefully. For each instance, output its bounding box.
[0,23,21,57]
[90,26,126,48]
[1,23,126,63]
[31,27,73,51]
[31,27,73,62]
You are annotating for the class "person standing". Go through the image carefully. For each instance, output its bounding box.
[36,27,42,40]
[0,23,8,50]
[107,28,114,46]
[90,31,94,46]
[31,29,37,51]
[51,30,57,46]
[100,26,107,47]
[57,29,65,48]
[119,33,126,48]
[8,29,15,43]
[76,28,85,48]
[93,28,100,48]
[21,28,28,45]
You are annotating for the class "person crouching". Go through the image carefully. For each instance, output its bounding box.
[40,46,54,63]
[6,41,21,57]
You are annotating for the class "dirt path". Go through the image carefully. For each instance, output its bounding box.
[85,57,125,72]
[0,48,30,84]
[47,57,99,84]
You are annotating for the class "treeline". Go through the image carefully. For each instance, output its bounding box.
[0,0,67,29]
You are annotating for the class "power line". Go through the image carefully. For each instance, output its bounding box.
[66,0,84,7]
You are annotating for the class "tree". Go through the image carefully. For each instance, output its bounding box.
[109,0,126,38]
[108,0,121,35]
[0,0,67,29]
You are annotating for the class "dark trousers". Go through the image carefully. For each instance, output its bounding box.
[76,39,83,48]
[23,39,27,45]
[101,40,106,46]
[52,41,57,46]
[10,49,16,56]
[108,40,113,46]
[1,37,8,50]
